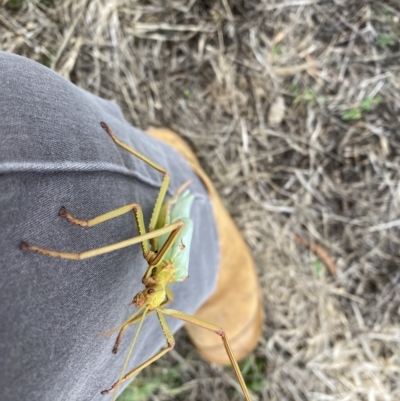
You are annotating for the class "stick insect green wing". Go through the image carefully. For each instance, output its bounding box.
[155,188,194,282]
[21,122,252,401]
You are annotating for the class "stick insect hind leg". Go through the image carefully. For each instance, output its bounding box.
[21,221,184,260]
[160,309,253,401]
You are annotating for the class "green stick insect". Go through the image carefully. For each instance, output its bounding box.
[21,122,252,401]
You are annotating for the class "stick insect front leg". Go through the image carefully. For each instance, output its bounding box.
[101,310,176,397]
[100,122,170,246]
[111,287,174,354]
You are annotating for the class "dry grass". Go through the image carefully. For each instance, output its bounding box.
[2,0,400,400]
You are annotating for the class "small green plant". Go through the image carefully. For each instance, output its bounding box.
[240,355,267,393]
[341,107,362,121]
[183,89,191,99]
[30,0,55,6]
[360,96,383,111]
[381,6,392,15]
[311,260,324,278]
[341,96,383,121]
[376,33,396,49]
[41,55,52,68]
[272,44,282,55]
[290,84,300,96]
[303,89,316,102]
[40,0,55,6]
[6,0,22,10]
[293,88,316,104]
[117,368,182,401]
[117,380,159,401]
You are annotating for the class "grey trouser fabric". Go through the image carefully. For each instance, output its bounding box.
[0,52,219,401]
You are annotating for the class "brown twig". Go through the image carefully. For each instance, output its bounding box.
[295,234,337,277]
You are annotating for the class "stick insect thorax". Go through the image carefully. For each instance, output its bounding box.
[132,262,176,309]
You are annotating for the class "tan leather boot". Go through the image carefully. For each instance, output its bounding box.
[146,127,264,364]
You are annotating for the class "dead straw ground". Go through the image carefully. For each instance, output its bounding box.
[2,0,400,400]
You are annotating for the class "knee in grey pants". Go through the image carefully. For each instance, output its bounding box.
[0,51,219,401]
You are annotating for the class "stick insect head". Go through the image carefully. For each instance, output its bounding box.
[132,285,166,309]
